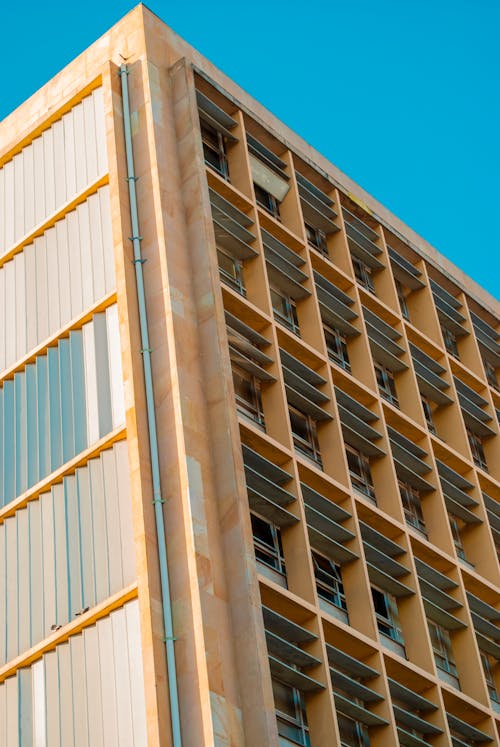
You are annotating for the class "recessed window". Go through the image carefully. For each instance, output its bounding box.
[399,481,426,535]
[480,651,499,703]
[305,222,328,256]
[272,678,310,747]
[442,327,459,359]
[270,287,300,336]
[448,514,468,562]
[337,712,370,747]
[251,513,286,577]
[352,257,375,294]
[254,183,281,219]
[324,325,350,372]
[201,121,229,180]
[375,363,398,407]
[289,406,322,467]
[346,445,375,502]
[428,620,458,679]
[217,247,245,296]
[312,551,347,614]
[421,395,436,434]
[485,360,498,391]
[466,428,488,471]
[232,365,265,428]
[395,280,410,321]
[371,587,404,645]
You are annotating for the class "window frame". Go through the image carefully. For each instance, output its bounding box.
[421,395,436,434]
[200,120,230,180]
[312,550,347,613]
[371,586,404,645]
[352,256,375,294]
[324,324,351,372]
[289,405,322,467]
[305,222,328,256]
[345,445,376,501]
[217,246,246,296]
[272,678,311,746]
[374,363,399,407]
[395,280,410,321]
[270,286,300,336]
[254,182,281,219]
[250,512,286,577]
[232,363,265,428]
[466,427,488,471]
[442,326,459,359]
[399,480,427,535]
[428,620,458,677]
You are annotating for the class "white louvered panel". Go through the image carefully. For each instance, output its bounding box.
[78,199,94,311]
[45,225,61,334]
[84,625,105,747]
[67,206,84,319]
[77,464,97,610]
[125,600,148,745]
[24,243,38,354]
[35,234,49,345]
[83,320,99,444]
[58,642,75,746]
[112,607,135,747]
[98,613,120,746]
[44,651,61,747]
[4,259,15,366]
[0,88,107,256]
[0,527,5,665]
[56,216,71,325]
[107,303,126,428]
[88,190,106,301]
[32,659,47,747]
[0,671,5,746]
[70,634,89,747]
[65,474,83,616]
[18,668,33,744]
[5,675,19,747]
[89,455,110,602]
[28,499,44,646]
[42,125,56,219]
[0,264,5,370]
[100,185,115,292]
[115,439,136,583]
[52,483,69,626]
[26,363,38,486]
[52,118,66,210]
[3,160,14,249]
[14,250,26,361]
[17,508,31,654]
[102,447,124,594]
[5,516,18,661]
[32,136,46,226]
[23,142,35,233]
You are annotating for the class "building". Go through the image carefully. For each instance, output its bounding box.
[0,5,498,746]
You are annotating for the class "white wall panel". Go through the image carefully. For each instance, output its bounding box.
[0,441,136,664]
[32,659,46,747]
[0,89,107,256]
[0,184,114,374]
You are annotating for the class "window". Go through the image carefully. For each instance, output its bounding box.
[395,280,410,321]
[485,360,498,391]
[442,327,459,359]
[337,712,369,747]
[217,247,245,295]
[254,183,281,219]
[324,325,351,372]
[466,428,488,471]
[374,364,398,407]
[421,395,436,434]
[305,222,328,256]
[480,652,499,703]
[251,513,286,577]
[201,121,229,179]
[428,620,458,677]
[289,406,322,466]
[399,481,426,535]
[232,365,265,427]
[272,679,310,746]
[371,587,404,645]
[448,514,467,561]
[270,287,300,336]
[312,551,347,614]
[352,257,375,294]
[346,446,375,501]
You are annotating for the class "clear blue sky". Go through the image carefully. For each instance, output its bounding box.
[2,1,499,301]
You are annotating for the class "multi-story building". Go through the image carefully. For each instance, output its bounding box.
[0,5,498,746]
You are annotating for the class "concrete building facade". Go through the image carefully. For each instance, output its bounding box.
[0,5,498,746]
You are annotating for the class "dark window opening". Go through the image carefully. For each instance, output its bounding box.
[399,481,426,536]
[272,678,310,746]
[324,325,351,372]
[346,446,375,501]
[312,551,347,613]
[254,183,281,219]
[289,406,322,467]
[467,428,488,471]
[201,121,229,180]
[217,248,245,296]
[305,222,328,256]
[428,620,458,678]
[371,587,404,644]
[421,395,436,434]
[443,327,459,359]
[395,280,410,321]
[251,513,286,576]
[270,287,300,336]
[375,364,399,407]
[352,257,375,294]
[232,365,264,428]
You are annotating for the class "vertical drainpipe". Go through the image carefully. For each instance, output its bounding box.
[119,63,182,747]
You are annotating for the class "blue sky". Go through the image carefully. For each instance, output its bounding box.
[2,1,499,300]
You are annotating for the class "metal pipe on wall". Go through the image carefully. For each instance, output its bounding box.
[119,63,182,747]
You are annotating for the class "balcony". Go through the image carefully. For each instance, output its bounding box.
[387,246,425,291]
[410,343,453,406]
[447,713,493,746]
[389,678,441,747]
[360,522,413,599]
[296,171,339,247]
[335,387,385,459]
[209,188,257,261]
[436,460,480,526]
[196,89,237,179]
[314,271,359,338]
[430,280,469,339]
[388,428,434,493]
[342,207,383,272]
[301,482,357,567]
[363,307,408,373]
[242,444,297,529]
[466,592,500,660]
